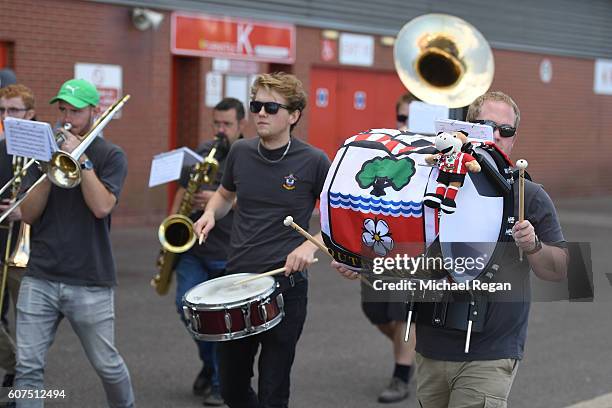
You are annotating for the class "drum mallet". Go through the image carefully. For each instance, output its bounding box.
[283,216,374,289]
[283,216,332,257]
[516,159,528,261]
[234,258,319,285]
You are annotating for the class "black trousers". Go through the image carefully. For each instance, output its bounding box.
[218,280,308,408]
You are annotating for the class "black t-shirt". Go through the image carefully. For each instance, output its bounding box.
[179,139,233,261]
[221,137,330,275]
[0,139,21,256]
[416,179,565,361]
[22,136,128,286]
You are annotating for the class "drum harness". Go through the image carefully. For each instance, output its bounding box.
[413,142,527,352]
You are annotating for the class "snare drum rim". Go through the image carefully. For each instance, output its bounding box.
[186,309,285,342]
[182,273,278,311]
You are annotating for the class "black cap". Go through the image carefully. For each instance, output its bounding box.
[0,69,17,89]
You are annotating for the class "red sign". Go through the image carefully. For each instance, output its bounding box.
[320,39,336,62]
[171,12,295,63]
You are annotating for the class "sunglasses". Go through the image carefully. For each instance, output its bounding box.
[249,101,290,115]
[472,120,516,138]
[397,114,408,123]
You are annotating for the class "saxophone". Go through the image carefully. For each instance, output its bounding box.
[150,134,227,295]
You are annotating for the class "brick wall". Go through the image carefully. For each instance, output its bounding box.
[1,1,609,227]
[0,0,171,226]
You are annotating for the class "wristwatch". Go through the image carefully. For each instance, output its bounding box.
[524,235,543,255]
[80,159,94,171]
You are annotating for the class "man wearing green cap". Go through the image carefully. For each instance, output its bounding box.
[14,79,134,408]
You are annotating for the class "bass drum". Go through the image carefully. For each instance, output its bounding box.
[426,142,515,284]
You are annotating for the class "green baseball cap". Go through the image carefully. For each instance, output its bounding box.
[49,79,100,108]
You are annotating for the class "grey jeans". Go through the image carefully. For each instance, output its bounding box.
[14,276,134,408]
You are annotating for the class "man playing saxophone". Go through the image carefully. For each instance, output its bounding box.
[170,97,245,406]
[0,83,36,391]
[14,79,134,408]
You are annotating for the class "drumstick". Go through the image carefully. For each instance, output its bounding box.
[233,258,319,285]
[283,216,374,289]
[516,159,528,261]
[283,216,331,257]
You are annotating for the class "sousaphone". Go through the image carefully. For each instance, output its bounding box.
[394,13,494,108]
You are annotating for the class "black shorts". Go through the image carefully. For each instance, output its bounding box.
[437,171,466,186]
[361,301,408,325]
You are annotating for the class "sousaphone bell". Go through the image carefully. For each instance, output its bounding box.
[394,13,494,108]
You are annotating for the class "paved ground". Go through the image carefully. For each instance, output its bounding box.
[4,197,612,407]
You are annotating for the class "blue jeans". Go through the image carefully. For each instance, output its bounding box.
[175,254,226,389]
[14,276,134,408]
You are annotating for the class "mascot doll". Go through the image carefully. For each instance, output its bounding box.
[423,131,481,214]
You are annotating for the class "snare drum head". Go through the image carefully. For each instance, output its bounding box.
[185,274,276,306]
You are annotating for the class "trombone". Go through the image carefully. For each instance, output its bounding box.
[0,95,131,224]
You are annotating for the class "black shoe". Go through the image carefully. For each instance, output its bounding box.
[193,367,212,396]
[377,377,410,403]
[1,373,14,388]
[203,388,224,406]
[440,197,457,214]
[423,193,443,209]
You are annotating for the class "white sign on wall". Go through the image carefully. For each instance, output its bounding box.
[205,72,223,107]
[594,59,612,95]
[354,91,366,110]
[539,59,552,83]
[316,88,329,108]
[225,75,248,107]
[74,63,123,118]
[339,33,374,66]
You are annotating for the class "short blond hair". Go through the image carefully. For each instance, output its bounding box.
[0,84,35,110]
[466,91,520,128]
[251,72,306,131]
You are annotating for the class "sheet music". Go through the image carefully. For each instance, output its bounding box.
[3,117,56,161]
[435,119,494,142]
[408,101,449,135]
[148,147,204,188]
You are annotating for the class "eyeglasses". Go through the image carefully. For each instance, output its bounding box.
[0,107,28,116]
[397,114,408,123]
[472,120,516,138]
[249,101,290,115]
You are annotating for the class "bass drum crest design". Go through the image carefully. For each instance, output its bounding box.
[320,129,514,282]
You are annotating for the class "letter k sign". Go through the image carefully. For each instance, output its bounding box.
[237,23,253,55]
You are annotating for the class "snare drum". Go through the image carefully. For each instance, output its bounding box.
[182,273,284,342]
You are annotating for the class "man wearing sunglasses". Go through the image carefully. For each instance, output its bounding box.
[334,90,568,407]
[410,91,568,407]
[466,93,518,157]
[194,72,330,408]
[396,93,415,131]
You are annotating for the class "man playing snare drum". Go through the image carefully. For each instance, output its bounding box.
[194,72,330,408]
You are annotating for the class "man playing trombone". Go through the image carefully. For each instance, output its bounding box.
[13,79,134,408]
